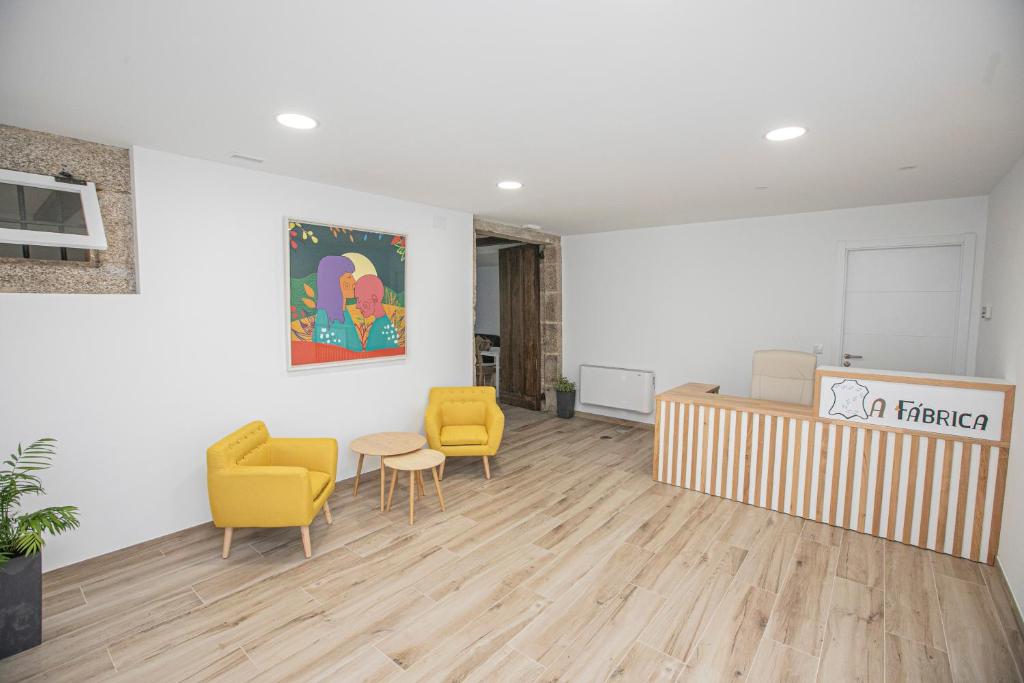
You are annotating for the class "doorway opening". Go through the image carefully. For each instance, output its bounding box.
[473,219,562,412]
[475,235,542,410]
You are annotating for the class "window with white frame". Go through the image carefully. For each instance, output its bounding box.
[0,169,107,262]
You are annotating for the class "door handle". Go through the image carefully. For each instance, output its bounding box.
[842,352,862,367]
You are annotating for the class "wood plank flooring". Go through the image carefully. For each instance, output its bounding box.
[3,407,1023,682]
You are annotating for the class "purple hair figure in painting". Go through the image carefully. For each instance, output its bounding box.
[315,255,355,322]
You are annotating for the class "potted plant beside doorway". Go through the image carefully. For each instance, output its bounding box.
[555,376,577,419]
[0,438,80,659]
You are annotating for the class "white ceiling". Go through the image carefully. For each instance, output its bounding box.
[2,0,1023,235]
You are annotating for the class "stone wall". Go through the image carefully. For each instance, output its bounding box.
[0,125,138,293]
[473,218,562,411]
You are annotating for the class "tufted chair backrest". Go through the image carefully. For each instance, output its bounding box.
[429,386,496,403]
[207,420,271,471]
[428,386,496,426]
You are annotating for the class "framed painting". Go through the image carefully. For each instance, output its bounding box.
[286,218,407,370]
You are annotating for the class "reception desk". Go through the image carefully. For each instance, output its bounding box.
[652,367,1015,564]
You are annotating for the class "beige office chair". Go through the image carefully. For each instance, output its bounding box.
[751,350,816,405]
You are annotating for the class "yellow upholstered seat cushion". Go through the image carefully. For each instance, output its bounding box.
[308,471,330,500]
[441,401,487,426]
[440,425,489,446]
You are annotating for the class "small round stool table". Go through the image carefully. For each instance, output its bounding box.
[350,432,427,511]
[383,449,446,525]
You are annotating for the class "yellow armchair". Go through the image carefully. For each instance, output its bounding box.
[425,386,505,479]
[207,421,337,558]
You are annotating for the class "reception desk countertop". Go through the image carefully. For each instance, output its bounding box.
[657,382,814,419]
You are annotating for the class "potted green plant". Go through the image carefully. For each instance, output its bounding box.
[0,438,79,659]
[555,376,577,419]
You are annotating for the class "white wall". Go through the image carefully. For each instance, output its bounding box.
[475,264,499,335]
[0,147,474,570]
[976,153,1024,611]
[564,197,988,422]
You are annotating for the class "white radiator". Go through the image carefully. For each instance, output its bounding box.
[579,365,656,413]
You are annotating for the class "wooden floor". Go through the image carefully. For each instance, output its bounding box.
[4,408,1024,682]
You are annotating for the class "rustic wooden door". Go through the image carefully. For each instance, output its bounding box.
[498,244,542,410]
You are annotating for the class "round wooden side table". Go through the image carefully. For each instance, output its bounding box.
[350,432,427,511]
[383,449,446,525]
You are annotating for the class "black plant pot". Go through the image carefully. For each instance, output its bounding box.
[0,552,42,659]
[556,390,576,419]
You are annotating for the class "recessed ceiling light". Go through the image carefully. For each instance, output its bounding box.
[765,126,807,142]
[497,180,523,190]
[276,113,318,130]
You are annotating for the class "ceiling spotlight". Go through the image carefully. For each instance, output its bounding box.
[765,126,807,142]
[276,113,318,130]
[497,180,523,190]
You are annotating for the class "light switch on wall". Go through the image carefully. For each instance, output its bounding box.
[981,305,993,320]
[813,343,824,355]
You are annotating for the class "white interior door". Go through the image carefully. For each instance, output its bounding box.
[839,241,972,374]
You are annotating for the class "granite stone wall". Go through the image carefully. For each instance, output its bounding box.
[0,125,138,293]
[473,218,562,411]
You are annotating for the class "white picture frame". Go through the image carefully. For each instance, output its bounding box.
[284,217,408,372]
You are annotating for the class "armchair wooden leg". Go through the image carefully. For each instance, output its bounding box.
[386,467,398,511]
[431,466,446,512]
[353,453,364,496]
[482,455,491,479]
[439,459,445,480]
[409,471,416,525]
[323,500,333,525]
[300,526,312,558]
[221,528,233,559]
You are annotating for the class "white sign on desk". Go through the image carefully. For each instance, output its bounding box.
[817,373,1007,442]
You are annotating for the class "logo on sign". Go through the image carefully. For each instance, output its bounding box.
[826,378,990,432]
[828,379,870,419]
